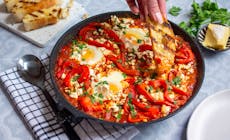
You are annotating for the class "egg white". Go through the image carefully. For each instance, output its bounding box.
[71,44,104,66]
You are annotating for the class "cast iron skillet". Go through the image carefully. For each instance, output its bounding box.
[50,11,205,126]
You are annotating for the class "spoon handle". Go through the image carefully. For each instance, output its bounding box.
[42,89,80,140]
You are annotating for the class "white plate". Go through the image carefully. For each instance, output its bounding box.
[187,89,230,140]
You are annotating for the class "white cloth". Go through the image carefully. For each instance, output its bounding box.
[0,54,139,140]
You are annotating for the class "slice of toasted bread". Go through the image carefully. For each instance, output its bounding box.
[22,6,61,31]
[4,0,42,12]
[4,0,18,12]
[11,0,58,22]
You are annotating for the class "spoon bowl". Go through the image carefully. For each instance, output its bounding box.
[17,55,45,89]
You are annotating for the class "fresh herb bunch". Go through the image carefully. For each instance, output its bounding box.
[179,0,230,37]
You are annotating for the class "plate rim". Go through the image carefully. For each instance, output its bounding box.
[187,89,230,140]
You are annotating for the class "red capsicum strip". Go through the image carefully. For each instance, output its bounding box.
[64,65,90,87]
[106,55,140,76]
[103,28,126,63]
[138,44,152,52]
[168,69,178,82]
[56,59,79,79]
[149,79,173,103]
[175,43,195,64]
[136,84,155,102]
[136,82,175,107]
[172,86,189,96]
[79,24,115,52]
[128,113,147,123]
[78,96,103,112]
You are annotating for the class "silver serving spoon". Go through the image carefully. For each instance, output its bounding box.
[17,54,80,140]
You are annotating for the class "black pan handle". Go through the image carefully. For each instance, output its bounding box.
[42,89,80,140]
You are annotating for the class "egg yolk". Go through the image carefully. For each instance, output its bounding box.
[109,83,120,93]
[82,48,95,61]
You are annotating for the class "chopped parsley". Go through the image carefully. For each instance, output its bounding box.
[169,6,181,16]
[78,43,86,50]
[111,63,116,67]
[95,81,109,87]
[134,77,142,85]
[98,93,104,98]
[122,73,127,78]
[116,110,122,120]
[90,93,104,104]
[90,95,96,104]
[128,99,136,118]
[168,86,172,91]
[145,105,151,109]
[117,59,122,63]
[117,24,126,29]
[83,91,89,96]
[72,40,77,45]
[72,40,86,50]
[172,76,182,86]
[71,75,79,82]
[137,39,142,44]
[128,93,133,99]
[148,86,153,92]
[123,31,126,34]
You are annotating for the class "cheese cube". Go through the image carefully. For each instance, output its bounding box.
[202,24,230,50]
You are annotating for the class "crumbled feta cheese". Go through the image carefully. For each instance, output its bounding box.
[151,91,164,101]
[161,105,171,116]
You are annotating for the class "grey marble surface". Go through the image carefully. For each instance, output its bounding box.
[0,0,230,140]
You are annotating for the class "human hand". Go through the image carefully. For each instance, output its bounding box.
[126,0,166,24]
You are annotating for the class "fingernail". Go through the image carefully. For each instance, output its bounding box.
[155,12,163,24]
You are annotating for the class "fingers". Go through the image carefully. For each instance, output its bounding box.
[126,0,139,15]
[126,0,166,24]
[158,0,167,19]
[148,0,163,24]
[137,0,147,21]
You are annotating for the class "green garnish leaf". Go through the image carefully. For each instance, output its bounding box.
[128,99,136,118]
[122,73,127,78]
[98,93,104,99]
[90,95,96,104]
[71,75,79,82]
[148,86,153,92]
[116,110,122,120]
[145,105,151,109]
[172,76,182,86]
[128,93,133,99]
[72,40,77,45]
[95,81,109,87]
[111,63,116,67]
[134,77,142,85]
[137,39,142,44]
[117,59,122,63]
[169,6,181,16]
